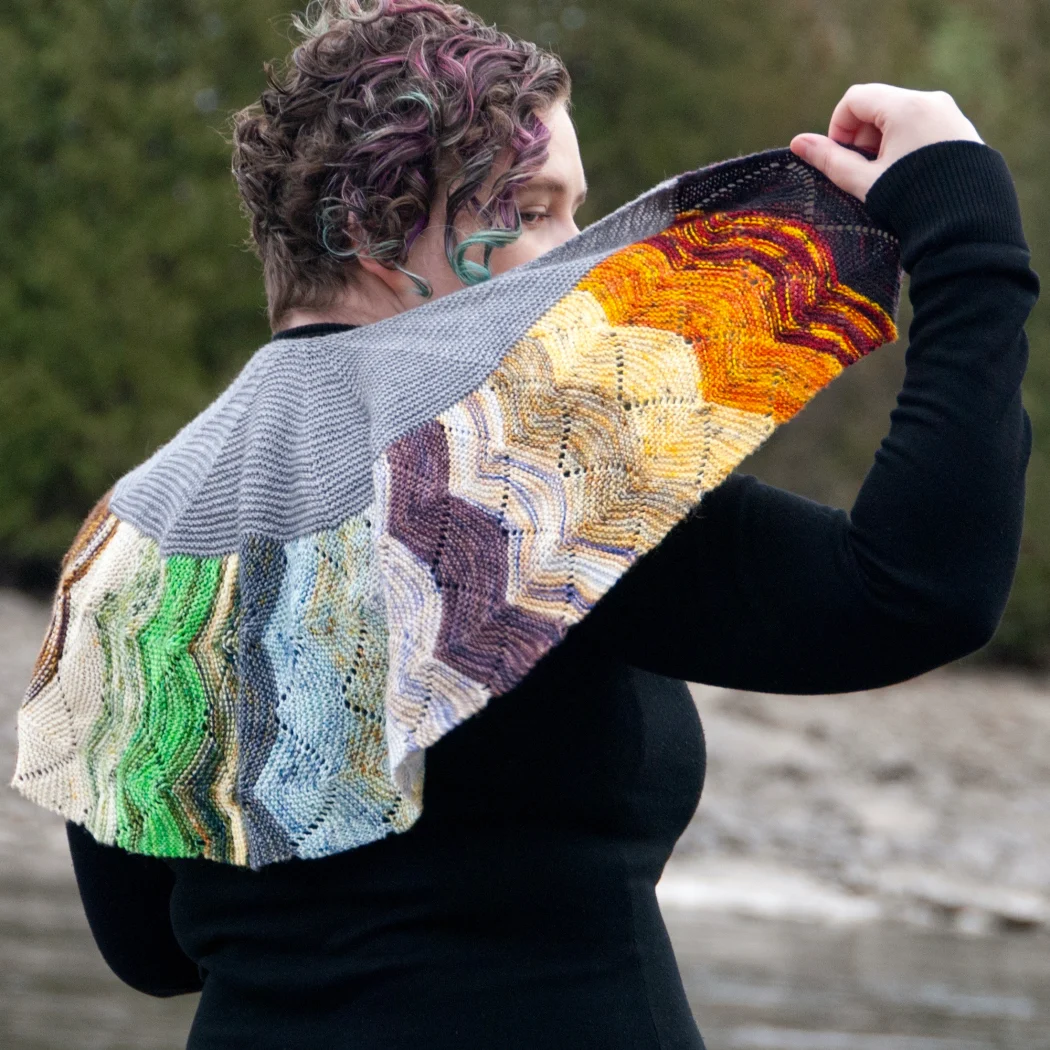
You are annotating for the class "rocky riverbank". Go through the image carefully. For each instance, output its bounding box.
[667,672,1050,935]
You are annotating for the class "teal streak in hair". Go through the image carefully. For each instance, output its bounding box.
[318,200,358,259]
[321,225,358,259]
[392,91,436,122]
[394,262,433,299]
[451,221,524,286]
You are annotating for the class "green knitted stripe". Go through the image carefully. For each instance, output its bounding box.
[177,556,241,862]
[115,555,223,856]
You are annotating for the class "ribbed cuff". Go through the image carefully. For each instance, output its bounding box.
[864,139,1028,273]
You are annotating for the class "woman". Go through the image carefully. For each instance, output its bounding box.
[58,1,1036,1047]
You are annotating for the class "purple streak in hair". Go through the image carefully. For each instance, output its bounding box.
[404,211,428,253]
[295,0,569,295]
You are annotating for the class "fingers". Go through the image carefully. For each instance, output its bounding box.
[793,82,985,203]
[826,82,900,143]
[789,133,878,202]
[852,123,883,153]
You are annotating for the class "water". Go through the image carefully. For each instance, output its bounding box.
[667,908,1050,1049]
[2,867,1048,1049]
[1,871,196,1049]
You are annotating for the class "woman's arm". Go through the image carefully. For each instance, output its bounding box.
[577,138,1038,694]
[66,820,204,997]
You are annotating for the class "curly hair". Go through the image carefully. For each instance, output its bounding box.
[230,0,572,329]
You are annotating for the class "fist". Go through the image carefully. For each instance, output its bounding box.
[790,83,984,202]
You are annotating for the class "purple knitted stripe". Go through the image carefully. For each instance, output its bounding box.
[385,419,564,694]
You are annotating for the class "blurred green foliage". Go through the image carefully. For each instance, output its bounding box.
[1,0,1047,665]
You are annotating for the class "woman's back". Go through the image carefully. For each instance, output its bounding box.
[163,628,706,1048]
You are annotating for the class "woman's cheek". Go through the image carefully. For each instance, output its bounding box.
[491,234,542,273]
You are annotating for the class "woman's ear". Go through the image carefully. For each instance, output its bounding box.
[355,253,413,295]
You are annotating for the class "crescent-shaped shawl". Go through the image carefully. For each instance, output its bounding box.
[11,146,902,869]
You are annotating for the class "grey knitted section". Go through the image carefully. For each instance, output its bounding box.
[108,146,895,556]
[109,174,679,556]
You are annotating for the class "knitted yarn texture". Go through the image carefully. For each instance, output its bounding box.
[11,147,902,870]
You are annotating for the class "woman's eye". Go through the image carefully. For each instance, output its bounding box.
[520,210,548,226]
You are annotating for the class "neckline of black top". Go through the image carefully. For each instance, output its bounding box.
[271,322,358,340]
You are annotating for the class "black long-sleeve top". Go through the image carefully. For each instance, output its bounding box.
[63,139,1037,1050]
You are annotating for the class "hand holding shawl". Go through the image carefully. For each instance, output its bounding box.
[11,146,902,869]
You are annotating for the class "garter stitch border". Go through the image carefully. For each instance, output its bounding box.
[11,146,902,869]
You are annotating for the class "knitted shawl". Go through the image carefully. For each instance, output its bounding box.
[11,146,902,870]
